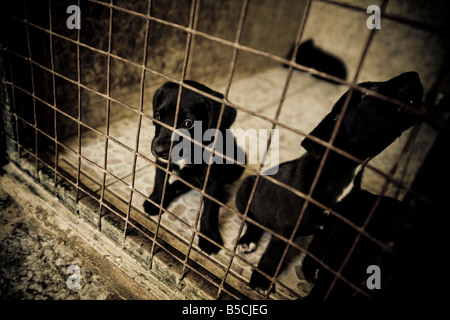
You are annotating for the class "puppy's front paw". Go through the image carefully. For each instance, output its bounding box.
[249,270,272,290]
[198,232,223,255]
[143,195,163,216]
[237,233,258,254]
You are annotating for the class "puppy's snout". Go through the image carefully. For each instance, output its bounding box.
[151,142,169,159]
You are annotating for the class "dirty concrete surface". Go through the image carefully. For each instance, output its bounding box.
[0,174,156,300]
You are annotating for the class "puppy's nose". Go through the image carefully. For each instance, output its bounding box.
[152,144,169,159]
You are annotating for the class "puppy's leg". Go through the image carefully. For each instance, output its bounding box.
[250,225,291,290]
[144,162,166,215]
[237,212,264,254]
[198,181,224,254]
[144,162,190,215]
[235,175,263,253]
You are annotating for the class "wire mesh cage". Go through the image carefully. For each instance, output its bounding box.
[1,0,449,300]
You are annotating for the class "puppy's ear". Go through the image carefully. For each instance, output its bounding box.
[215,103,237,130]
[301,111,336,160]
[300,39,314,50]
[153,82,178,111]
[206,94,237,130]
[184,80,236,130]
[301,88,353,159]
[301,86,369,159]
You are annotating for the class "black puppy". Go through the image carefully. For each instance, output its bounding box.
[302,190,412,299]
[235,71,423,289]
[285,39,347,83]
[144,80,245,254]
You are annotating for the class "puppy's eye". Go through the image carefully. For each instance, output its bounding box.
[182,119,194,129]
[153,112,160,121]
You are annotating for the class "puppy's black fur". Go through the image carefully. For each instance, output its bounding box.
[285,39,347,83]
[235,72,423,289]
[302,190,413,299]
[144,80,245,254]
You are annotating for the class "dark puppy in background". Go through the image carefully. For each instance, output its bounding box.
[302,190,412,299]
[235,71,423,289]
[144,80,245,254]
[285,39,347,83]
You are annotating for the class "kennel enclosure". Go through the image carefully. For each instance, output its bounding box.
[1,0,449,299]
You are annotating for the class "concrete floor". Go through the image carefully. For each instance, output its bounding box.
[0,172,156,300]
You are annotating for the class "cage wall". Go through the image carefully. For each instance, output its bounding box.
[1,0,449,300]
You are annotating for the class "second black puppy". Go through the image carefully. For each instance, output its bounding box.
[235,72,423,289]
[302,190,412,299]
[144,81,245,254]
[284,39,347,83]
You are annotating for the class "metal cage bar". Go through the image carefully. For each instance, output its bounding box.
[97,0,114,231]
[149,0,198,271]
[122,0,152,248]
[23,1,39,176]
